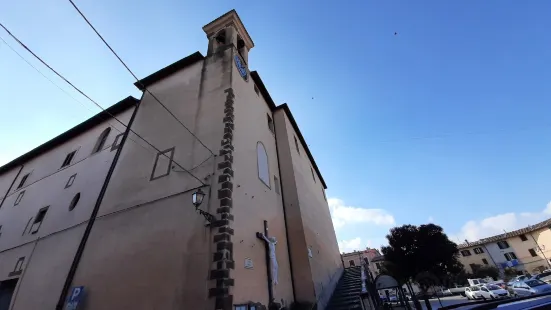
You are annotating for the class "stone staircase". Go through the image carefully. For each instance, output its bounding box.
[326,266,363,310]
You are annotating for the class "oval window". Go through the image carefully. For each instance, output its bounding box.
[69,193,80,211]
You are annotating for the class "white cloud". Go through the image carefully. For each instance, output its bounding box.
[338,237,362,253]
[453,201,551,243]
[328,198,395,229]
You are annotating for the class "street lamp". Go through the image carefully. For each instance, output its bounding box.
[192,188,205,207]
[191,188,215,225]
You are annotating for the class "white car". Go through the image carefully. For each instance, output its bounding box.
[465,286,482,300]
[479,284,510,299]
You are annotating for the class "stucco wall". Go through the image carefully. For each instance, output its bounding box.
[506,230,551,273]
[0,107,134,309]
[274,109,342,309]
[485,241,520,271]
[281,111,341,308]
[342,252,363,268]
[69,48,234,309]
[70,192,211,309]
[229,49,294,307]
[457,245,496,273]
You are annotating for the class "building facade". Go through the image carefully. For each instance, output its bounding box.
[0,10,342,310]
[458,218,551,275]
[341,248,381,269]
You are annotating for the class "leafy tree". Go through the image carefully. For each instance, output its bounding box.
[503,267,517,282]
[381,223,463,310]
[381,224,463,282]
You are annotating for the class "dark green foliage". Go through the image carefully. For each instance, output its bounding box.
[381,224,463,284]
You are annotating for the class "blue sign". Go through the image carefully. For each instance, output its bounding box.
[65,286,85,310]
[234,55,248,80]
[500,259,519,268]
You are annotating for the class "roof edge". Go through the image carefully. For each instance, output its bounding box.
[250,71,327,189]
[276,103,328,189]
[0,96,139,175]
[134,52,204,90]
[457,217,551,249]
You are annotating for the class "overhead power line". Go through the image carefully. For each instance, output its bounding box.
[0,22,206,186]
[0,35,150,151]
[66,0,215,156]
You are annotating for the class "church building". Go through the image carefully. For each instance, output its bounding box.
[0,10,342,310]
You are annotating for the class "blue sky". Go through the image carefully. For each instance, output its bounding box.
[2,0,551,252]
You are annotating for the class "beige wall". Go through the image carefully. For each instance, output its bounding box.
[69,51,230,309]
[457,245,496,273]
[342,252,363,268]
[274,109,342,309]
[506,230,551,273]
[230,47,294,307]
[0,107,134,310]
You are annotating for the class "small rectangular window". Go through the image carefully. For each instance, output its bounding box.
[461,250,472,256]
[310,167,316,183]
[497,241,510,249]
[235,306,248,310]
[61,151,76,168]
[349,260,355,267]
[504,252,517,261]
[254,84,260,96]
[529,249,538,257]
[274,176,280,194]
[482,258,488,265]
[8,257,25,277]
[150,147,175,181]
[17,173,29,189]
[520,234,528,241]
[322,187,326,201]
[474,247,484,254]
[294,136,300,154]
[30,207,49,234]
[14,190,25,206]
[267,115,275,134]
[111,133,125,151]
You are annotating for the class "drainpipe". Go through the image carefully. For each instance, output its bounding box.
[0,165,23,210]
[528,231,551,269]
[55,100,141,309]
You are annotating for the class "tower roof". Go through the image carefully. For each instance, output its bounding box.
[202,10,254,50]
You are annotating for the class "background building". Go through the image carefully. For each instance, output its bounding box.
[458,218,551,275]
[0,10,341,310]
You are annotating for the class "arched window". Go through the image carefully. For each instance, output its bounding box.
[257,142,270,187]
[93,127,111,153]
[69,193,80,211]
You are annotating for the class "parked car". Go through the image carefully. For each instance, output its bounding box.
[511,279,551,297]
[532,271,551,283]
[478,284,510,299]
[465,286,482,300]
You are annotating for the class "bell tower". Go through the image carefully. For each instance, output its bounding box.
[203,10,254,64]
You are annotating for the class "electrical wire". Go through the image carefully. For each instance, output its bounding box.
[0,22,207,186]
[0,34,162,159]
[66,0,215,156]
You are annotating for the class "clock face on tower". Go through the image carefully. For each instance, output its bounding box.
[234,54,248,80]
